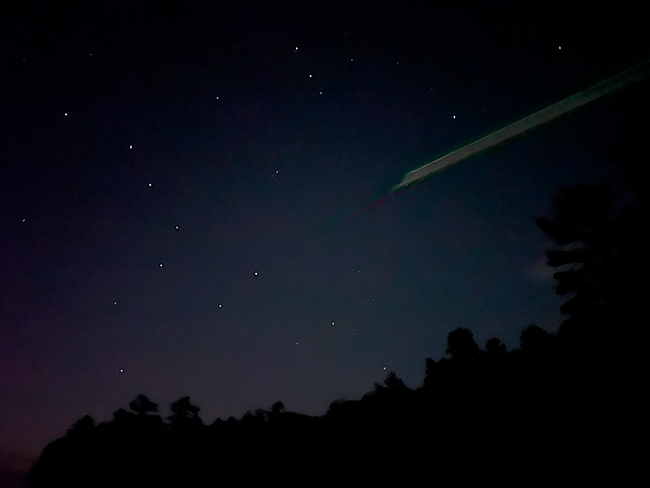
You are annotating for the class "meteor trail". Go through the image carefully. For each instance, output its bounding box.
[391,59,650,191]
[313,60,650,236]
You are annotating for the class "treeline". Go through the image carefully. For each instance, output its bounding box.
[26,320,633,486]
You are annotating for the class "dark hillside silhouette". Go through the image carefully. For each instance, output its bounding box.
[26,315,634,485]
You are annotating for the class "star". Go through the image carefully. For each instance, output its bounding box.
[119,369,124,373]
[159,263,164,268]
[113,301,118,306]
[254,271,258,276]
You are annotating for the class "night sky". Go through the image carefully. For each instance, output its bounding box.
[1,0,648,464]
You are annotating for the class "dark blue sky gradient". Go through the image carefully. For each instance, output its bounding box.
[1,1,648,460]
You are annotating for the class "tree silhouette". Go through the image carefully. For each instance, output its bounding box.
[169,396,203,427]
[485,337,507,356]
[129,394,159,416]
[270,401,285,415]
[535,184,630,353]
[445,327,480,361]
[535,174,647,365]
[66,414,95,437]
[381,370,407,389]
[519,324,553,355]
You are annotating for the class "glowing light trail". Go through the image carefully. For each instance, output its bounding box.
[391,59,650,191]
